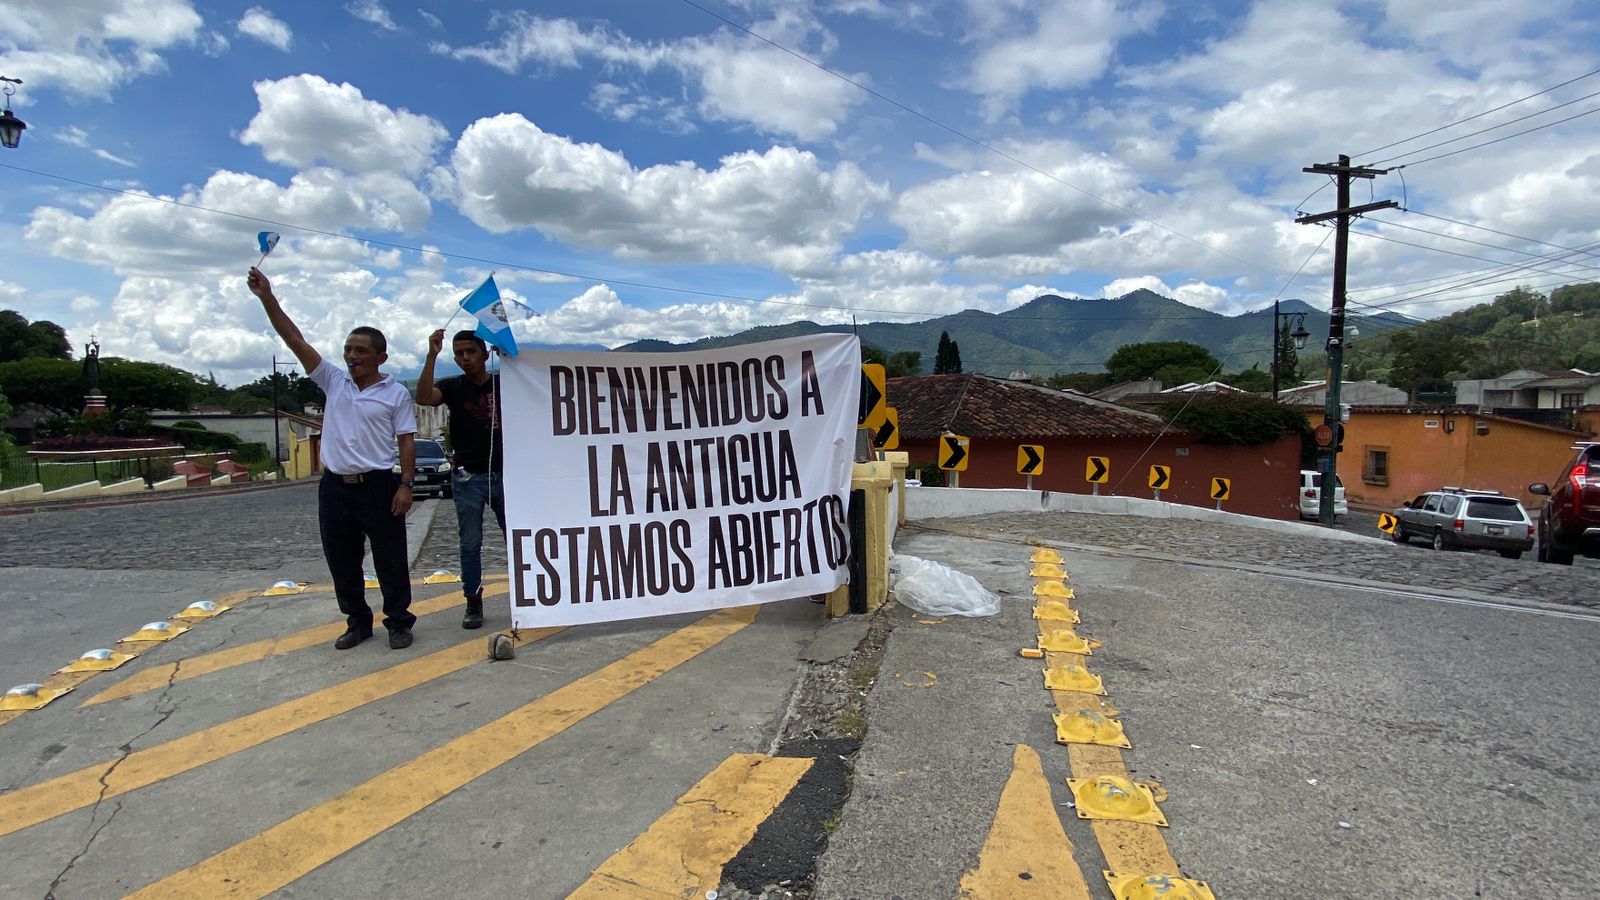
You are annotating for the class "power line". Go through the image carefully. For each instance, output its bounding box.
[1368,87,1600,167]
[1348,237,1600,294]
[1400,210,1600,263]
[1390,105,1600,169]
[1353,65,1600,159]
[1366,219,1600,276]
[1347,226,1600,281]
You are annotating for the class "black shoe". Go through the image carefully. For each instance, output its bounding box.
[334,627,372,650]
[462,595,484,630]
[389,628,413,650]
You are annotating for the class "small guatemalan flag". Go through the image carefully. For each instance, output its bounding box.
[459,275,519,356]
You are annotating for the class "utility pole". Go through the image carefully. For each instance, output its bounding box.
[1296,155,1396,525]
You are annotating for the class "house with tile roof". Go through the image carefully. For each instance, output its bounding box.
[886,374,1305,519]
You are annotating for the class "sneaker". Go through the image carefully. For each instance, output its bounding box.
[389,628,413,650]
[462,595,484,630]
[334,626,372,650]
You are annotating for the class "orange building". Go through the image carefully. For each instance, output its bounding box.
[1339,406,1595,509]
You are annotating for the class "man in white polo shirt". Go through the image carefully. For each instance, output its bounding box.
[248,266,420,650]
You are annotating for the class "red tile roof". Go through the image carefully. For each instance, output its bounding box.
[886,374,1169,439]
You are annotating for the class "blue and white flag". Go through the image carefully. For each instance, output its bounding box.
[257,231,280,255]
[460,274,518,356]
[504,296,540,320]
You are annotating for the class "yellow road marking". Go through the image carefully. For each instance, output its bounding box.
[0,624,561,838]
[125,605,759,900]
[82,585,508,707]
[958,744,1093,899]
[569,752,813,898]
[1048,653,1181,876]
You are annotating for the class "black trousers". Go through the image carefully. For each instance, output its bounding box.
[318,471,415,633]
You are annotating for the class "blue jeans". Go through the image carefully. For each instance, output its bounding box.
[453,469,506,599]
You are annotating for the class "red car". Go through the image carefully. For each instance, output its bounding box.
[1529,442,1600,565]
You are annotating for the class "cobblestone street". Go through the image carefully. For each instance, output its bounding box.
[918,510,1600,609]
[0,483,323,571]
[411,494,508,577]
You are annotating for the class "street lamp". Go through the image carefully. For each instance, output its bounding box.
[1271,299,1311,401]
[271,356,297,472]
[0,77,26,150]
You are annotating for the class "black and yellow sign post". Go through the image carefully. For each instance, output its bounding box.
[1017,444,1044,490]
[1149,464,1171,501]
[1211,477,1231,510]
[858,362,888,460]
[1377,512,1398,534]
[1085,455,1110,496]
[939,433,969,488]
[871,407,899,450]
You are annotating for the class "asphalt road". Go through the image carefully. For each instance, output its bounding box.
[4,488,1599,898]
[817,521,1600,899]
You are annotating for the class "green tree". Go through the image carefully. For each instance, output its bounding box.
[1273,321,1302,385]
[934,331,963,374]
[0,311,73,362]
[1224,367,1273,392]
[0,357,205,415]
[1388,329,1465,399]
[1106,341,1220,383]
[232,371,324,412]
[1550,282,1600,314]
[886,350,921,377]
[1045,372,1114,392]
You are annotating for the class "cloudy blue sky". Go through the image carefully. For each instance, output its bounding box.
[2,0,1598,384]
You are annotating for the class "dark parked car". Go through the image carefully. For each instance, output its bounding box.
[1529,442,1600,565]
[393,438,453,499]
[1392,487,1535,558]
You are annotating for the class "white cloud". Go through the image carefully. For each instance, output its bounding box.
[959,0,1162,119]
[0,0,205,99]
[237,8,292,52]
[93,148,135,167]
[417,9,443,31]
[437,13,865,140]
[445,113,886,270]
[27,168,431,277]
[240,75,449,178]
[346,0,399,32]
[70,295,101,313]
[891,141,1140,258]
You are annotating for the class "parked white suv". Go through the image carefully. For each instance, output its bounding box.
[1299,469,1348,520]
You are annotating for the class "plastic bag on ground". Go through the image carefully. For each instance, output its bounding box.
[890,553,1001,617]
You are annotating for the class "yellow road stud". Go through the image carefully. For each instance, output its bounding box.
[261,580,305,596]
[1032,600,1079,622]
[1,683,70,712]
[1104,872,1216,900]
[117,621,189,643]
[1029,563,1066,579]
[1030,548,1063,564]
[176,600,230,620]
[1043,665,1104,694]
[1018,647,1044,659]
[1066,775,1168,826]
[1053,709,1131,748]
[58,648,135,673]
[1032,580,1074,599]
[1038,630,1096,654]
[423,569,461,584]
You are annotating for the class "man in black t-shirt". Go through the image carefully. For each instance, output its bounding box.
[416,329,505,629]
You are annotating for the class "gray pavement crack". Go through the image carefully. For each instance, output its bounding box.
[42,658,185,900]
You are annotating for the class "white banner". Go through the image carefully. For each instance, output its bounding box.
[500,333,861,628]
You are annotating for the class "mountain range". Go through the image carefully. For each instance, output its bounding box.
[612,290,1420,377]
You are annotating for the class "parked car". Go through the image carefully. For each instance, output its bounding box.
[1528,442,1600,565]
[1298,469,1348,520]
[393,438,453,499]
[1392,487,1535,558]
